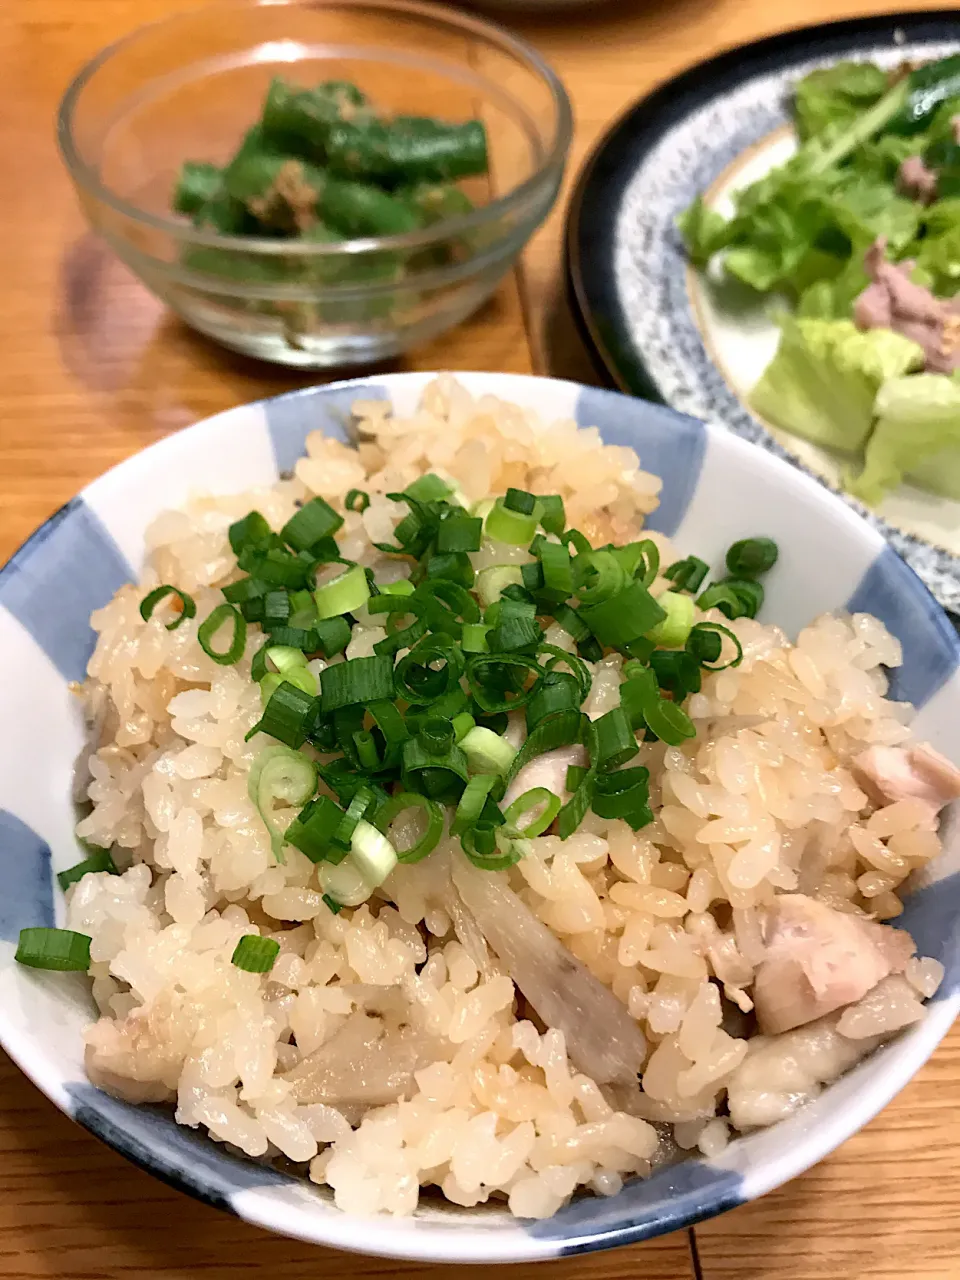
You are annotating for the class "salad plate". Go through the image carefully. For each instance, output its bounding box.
[566,11,960,613]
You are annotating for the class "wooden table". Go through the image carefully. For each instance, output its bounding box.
[3,0,960,1276]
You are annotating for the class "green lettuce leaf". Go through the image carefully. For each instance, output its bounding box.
[676,195,730,267]
[750,318,925,452]
[793,62,890,142]
[907,198,960,295]
[850,373,960,504]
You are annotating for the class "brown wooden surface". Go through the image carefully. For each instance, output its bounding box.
[2,0,959,1276]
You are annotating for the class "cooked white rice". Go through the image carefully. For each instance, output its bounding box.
[67,376,945,1220]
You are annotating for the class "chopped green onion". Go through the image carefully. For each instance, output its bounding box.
[256,681,318,748]
[231,935,280,973]
[504,487,537,515]
[425,552,475,589]
[504,787,561,837]
[461,826,523,871]
[466,652,542,714]
[452,773,500,835]
[15,927,91,971]
[240,546,315,589]
[378,579,415,597]
[561,528,592,556]
[452,711,476,742]
[266,645,308,674]
[405,473,451,503]
[334,785,376,848]
[592,767,653,830]
[697,579,763,620]
[198,604,246,665]
[373,792,445,863]
[321,655,395,713]
[314,616,353,657]
[260,664,317,704]
[576,549,626,607]
[476,565,524,608]
[565,764,588,792]
[488,598,542,654]
[525,672,581,732]
[395,634,465,705]
[687,622,743,670]
[262,590,291,631]
[550,603,590,644]
[285,795,346,863]
[538,542,574,600]
[462,623,490,653]
[725,537,778,578]
[420,717,455,754]
[222,577,268,607]
[640,696,697,746]
[249,744,318,860]
[460,725,517,775]
[646,591,696,648]
[401,730,469,803]
[579,581,666,650]
[140,585,196,631]
[538,644,591,704]
[505,709,583,787]
[345,489,370,513]
[438,511,483,553]
[323,893,343,914]
[229,511,271,556]
[650,649,702,698]
[538,495,565,536]
[664,556,709,593]
[282,497,343,551]
[613,539,660,589]
[319,820,397,908]
[485,499,540,546]
[594,706,640,769]
[315,564,370,620]
[57,847,118,891]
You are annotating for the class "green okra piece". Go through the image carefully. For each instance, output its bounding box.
[405,182,475,225]
[261,77,371,156]
[319,176,424,237]
[173,161,223,216]
[325,117,488,184]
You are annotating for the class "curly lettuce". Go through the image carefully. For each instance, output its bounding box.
[850,373,960,503]
[750,318,924,453]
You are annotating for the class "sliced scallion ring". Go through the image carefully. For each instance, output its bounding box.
[140,585,196,631]
[16,927,91,971]
[248,745,318,861]
[232,935,280,973]
[503,787,561,837]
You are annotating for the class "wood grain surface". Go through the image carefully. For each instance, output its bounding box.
[2,1,959,1277]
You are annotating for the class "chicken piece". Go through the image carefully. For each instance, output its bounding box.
[852,742,960,823]
[451,857,647,1084]
[853,237,960,373]
[502,744,587,811]
[284,1011,450,1106]
[898,154,938,203]
[752,893,915,1035]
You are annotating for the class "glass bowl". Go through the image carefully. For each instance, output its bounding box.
[57,0,572,368]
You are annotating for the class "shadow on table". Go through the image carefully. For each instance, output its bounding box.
[54,232,520,435]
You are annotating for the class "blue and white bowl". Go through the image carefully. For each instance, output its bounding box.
[1,372,959,1262]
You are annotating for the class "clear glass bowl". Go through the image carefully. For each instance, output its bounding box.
[57,0,572,368]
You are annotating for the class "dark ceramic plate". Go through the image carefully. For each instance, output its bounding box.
[565,11,960,613]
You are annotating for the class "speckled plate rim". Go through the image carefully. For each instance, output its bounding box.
[565,10,960,617]
[1,370,960,1262]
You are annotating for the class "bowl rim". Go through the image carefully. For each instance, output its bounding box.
[2,369,959,1261]
[55,0,573,257]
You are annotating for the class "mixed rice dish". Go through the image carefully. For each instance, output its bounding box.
[18,376,960,1220]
